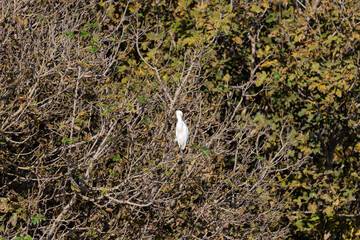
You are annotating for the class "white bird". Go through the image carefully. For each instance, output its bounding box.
[175,110,189,150]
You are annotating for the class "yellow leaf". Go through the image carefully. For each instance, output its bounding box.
[335,89,342,97]
[199,4,208,9]
[308,202,317,214]
[223,73,231,81]
[163,74,168,81]
[318,84,326,94]
[292,52,299,58]
[261,1,270,8]
[139,69,145,76]
[78,111,87,116]
[261,60,277,68]
[250,4,262,14]
[323,206,334,216]
[233,37,242,44]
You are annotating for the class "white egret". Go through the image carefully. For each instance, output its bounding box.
[175,110,189,150]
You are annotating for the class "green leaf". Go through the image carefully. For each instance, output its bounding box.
[137,96,146,104]
[84,23,92,28]
[298,108,308,117]
[312,62,320,71]
[310,215,320,221]
[31,214,45,225]
[266,13,278,23]
[191,143,197,150]
[250,4,262,13]
[200,146,210,158]
[88,44,99,53]
[61,137,73,144]
[66,31,74,39]
[79,30,89,38]
[92,35,100,42]
[257,71,267,86]
[112,155,123,162]
[295,219,303,230]
[84,22,99,29]
[117,65,127,73]
[141,118,150,126]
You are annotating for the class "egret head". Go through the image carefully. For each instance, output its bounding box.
[175,110,183,118]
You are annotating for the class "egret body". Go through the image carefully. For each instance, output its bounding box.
[175,110,189,150]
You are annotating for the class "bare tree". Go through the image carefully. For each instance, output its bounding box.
[0,0,308,239]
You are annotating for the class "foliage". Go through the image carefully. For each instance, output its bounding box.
[0,0,359,239]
